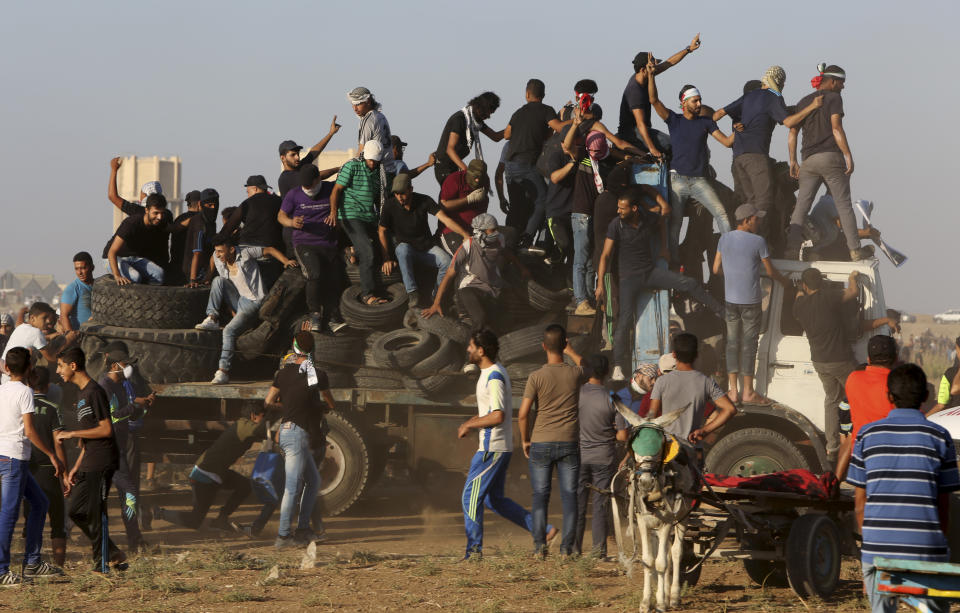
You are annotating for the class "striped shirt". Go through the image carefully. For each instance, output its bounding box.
[476,364,511,453]
[336,159,380,223]
[847,408,960,564]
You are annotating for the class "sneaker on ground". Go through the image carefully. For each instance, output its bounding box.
[328,320,348,334]
[611,366,625,381]
[23,561,63,578]
[574,301,597,316]
[210,370,229,385]
[275,535,298,549]
[195,315,220,331]
[0,571,24,587]
[462,363,480,375]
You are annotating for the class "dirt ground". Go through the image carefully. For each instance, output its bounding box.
[0,468,872,613]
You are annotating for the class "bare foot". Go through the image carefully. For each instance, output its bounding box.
[726,390,740,405]
[741,393,773,406]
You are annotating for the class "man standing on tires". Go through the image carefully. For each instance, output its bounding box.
[847,364,960,613]
[457,328,556,560]
[266,332,334,548]
[195,236,297,385]
[518,325,584,557]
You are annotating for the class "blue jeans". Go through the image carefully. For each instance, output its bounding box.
[118,256,165,285]
[277,423,320,537]
[668,174,731,260]
[506,162,548,237]
[571,213,595,304]
[207,276,262,371]
[528,441,580,554]
[575,461,616,556]
[724,302,762,375]
[394,243,451,295]
[340,217,379,296]
[0,457,47,574]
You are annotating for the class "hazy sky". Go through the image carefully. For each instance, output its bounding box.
[2,1,957,312]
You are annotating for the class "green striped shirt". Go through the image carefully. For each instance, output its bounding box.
[336,159,380,223]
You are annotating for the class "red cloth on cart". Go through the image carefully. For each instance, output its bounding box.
[703,469,839,500]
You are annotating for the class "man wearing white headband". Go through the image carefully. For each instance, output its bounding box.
[347,87,394,165]
[786,65,871,262]
[648,60,735,261]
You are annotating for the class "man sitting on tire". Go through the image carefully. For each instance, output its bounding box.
[195,236,297,385]
[107,193,172,286]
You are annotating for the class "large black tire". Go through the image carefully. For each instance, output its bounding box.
[236,320,282,361]
[90,276,210,329]
[704,427,811,477]
[371,329,440,369]
[339,284,408,330]
[499,324,548,363]
[743,559,788,588]
[353,367,403,390]
[317,411,371,516]
[326,369,356,389]
[785,514,841,599]
[409,336,463,378]
[258,267,306,324]
[402,374,460,396]
[526,278,571,312]
[345,261,402,287]
[414,311,471,345]
[80,322,220,383]
[312,332,365,370]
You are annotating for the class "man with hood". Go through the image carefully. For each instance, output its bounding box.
[184,188,219,287]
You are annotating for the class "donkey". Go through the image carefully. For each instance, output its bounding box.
[610,398,700,613]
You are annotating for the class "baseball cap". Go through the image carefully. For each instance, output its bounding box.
[735,203,766,221]
[364,140,384,161]
[244,175,271,190]
[141,181,162,196]
[184,190,201,204]
[391,173,412,194]
[867,335,898,363]
[658,353,677,373]
[199,188,219,204]
[390,135,408,149]
[278,140,302,156]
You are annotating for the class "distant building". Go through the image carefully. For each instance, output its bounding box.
[0,271,61,305]
[113,155,182,232]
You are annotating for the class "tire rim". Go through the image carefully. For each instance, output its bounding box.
[811,527,838,586]
[726,454,786,477]
[319,438,347,496]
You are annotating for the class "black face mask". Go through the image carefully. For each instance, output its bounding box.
[202,203,219,224]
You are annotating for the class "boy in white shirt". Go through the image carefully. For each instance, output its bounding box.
[1,303,65,384]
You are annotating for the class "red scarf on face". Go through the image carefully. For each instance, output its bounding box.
[576,92,593,115]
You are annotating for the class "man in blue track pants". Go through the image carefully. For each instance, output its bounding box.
[457,328,555,560]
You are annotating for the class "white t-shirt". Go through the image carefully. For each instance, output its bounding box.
[1,323,47,361]
[0,380,35,460]
[475,363,512,453]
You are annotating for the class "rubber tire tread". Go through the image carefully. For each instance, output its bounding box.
[499,324,550,364]
[409,336,463,378]
[311,333,365,370]
[345,261,402,287]
[704,427,811,476]
[526,278,571,312]
[372,329,440,369]
[90,276,210,329]
[339,284,408,330]
[258,267,306,324]
[785,514,841,598]
[402,374,459,396]
[414,311,471,345]
[316,411,370,516]
[353,367,403,390]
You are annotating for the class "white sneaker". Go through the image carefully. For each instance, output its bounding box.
[611,366,625,381]
[195,315,220,331]
[211,370,229,385]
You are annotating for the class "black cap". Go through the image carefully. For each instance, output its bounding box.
[104,342,137,365]
[244,175,271,190]
[200,188,219,204]
[867,335,898,363]
[184,190,201,204]
[278,140,302,156]
[390,135,407,148]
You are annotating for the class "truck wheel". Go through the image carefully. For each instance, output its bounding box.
[317,412,370,516]
[743,559,788,588]
[705,427,811,477]
[409,336,463,378]
[785,514,841,598]
[90,276,210,329]
[339,284,408,330]
[372,329,440,369]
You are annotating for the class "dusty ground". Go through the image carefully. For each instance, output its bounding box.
[0,470,871,612]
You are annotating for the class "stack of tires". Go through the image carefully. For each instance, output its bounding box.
[80,276,220,382]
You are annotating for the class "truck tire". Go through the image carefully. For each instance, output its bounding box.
[409,336,463,378]
[339,284,408,330]
[527,278,570,312]
[90,276,210,329]
[372,329,440,369]
[257,267,306,324]
[345,261,402,287]
[312,332,364,370]
[414,311,471,345]
[402,374,459,396]
[705,427,811,477]
[80,322,220,383]
[317,411,370,516]
[236,320,281,361]
[499,324,549,363]
[353,367,403,390]
[785,514,841,598]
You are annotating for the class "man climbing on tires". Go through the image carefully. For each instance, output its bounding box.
[195,236,297,385]
[107,193,171,286]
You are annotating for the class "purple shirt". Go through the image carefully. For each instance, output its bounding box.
[280,183,337,249]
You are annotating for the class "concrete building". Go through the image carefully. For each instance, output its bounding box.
[112,155,182,231]
[0,271,62,306]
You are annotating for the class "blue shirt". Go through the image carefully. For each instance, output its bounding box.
[723,89,788,158]
[718,230,769,305]
[847,408,960,565]
[60,278,92,329]
[664,109,718,177]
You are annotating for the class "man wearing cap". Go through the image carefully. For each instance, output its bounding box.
[195,236,298,384]
[648,60,735,260]
[107,193,171,285]
[713,203,790,405]
[183,188,219,287]
[617,34,702,159]
[713,68,824,243]
[279,165,344,333]
[438,159,490,256]
[786,65,870,262]
[97,345,151,552]
[384,135,436,180]
[347,87,394,163]
[59,252,95,334]
[276,116,341,199]
[329,141,385,305]
[219,176,285,254]
[378,174,467,307]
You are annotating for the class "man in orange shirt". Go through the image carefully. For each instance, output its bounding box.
[835,335,897,480]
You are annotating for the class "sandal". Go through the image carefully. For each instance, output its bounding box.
[741,395,774,407]
[363,294,387,306]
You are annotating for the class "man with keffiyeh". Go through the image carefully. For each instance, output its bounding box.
[434,92,504,187]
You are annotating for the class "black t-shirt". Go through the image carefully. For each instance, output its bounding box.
[29,395,62,469]
[273,363,329,434]
[114,213,171,266]
[101,200,174,259]
[793,289,853,363]
[435,111,475,178]
[379,193,441,252]
[593,191,619,268]
[277,149,320,198]
[572,156,614,216]
[606,213,657,278]
[507,101,558,165]
[543,147,576,219]
[237,192,283,249]
[618,74,652,136]
[796,90,844,159]
[197,418,266,478]
[74,379,119,472]
[169,211,198,273]
[182,215,214,279]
